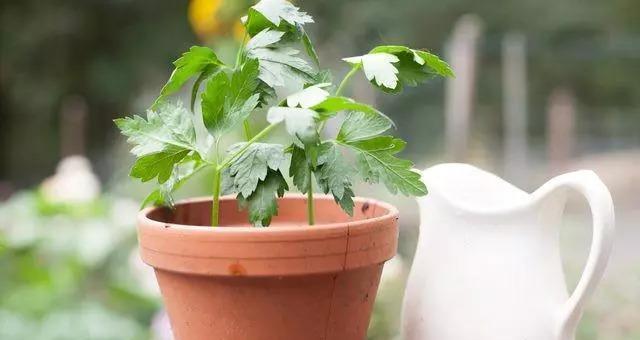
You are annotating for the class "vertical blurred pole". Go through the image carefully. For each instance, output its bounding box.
[444,15,483,162]
[59,95,88,157]
[502,33,528,183]
[547,88,576,173]
[0,88,11,199]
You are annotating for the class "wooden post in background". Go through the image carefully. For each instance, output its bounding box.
[547,88,576,173]
[444,14,483,162]
[502,33,528,183]
[59,95,88,157]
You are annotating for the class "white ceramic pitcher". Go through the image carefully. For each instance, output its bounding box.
[402,163,614,340]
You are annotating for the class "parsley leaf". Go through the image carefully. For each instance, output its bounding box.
[344,45,454,93]
[343,53,400,90]
[302,30,320,67]
[371,46,454,78]
[244,0,313,37]
[311,96,392,122]
[315,142,355,215]
[116,102,202,184]
[190,64,219,112]
[337,110,393,142]
[227,143,287,197]
[246,29,285,50]
[253,0,313,27]
[288,144,311,194]
[266,106,319,144]
[286,83,331,108]
[129,146,190,183]
[141,156,208,208]
[238,169,289,227]
[247,29,315,88]
[152,46,223,109]
[340,136,427,196]
[201,59,261,137]
[115,102,197,157]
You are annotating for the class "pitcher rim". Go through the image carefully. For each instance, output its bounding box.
[420,163,537,217]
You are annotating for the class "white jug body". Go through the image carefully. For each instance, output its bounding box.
[402,164,614,340]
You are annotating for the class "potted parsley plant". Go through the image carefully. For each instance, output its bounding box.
[116,1,452,339]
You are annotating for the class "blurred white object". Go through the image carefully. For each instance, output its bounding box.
[380,254,405,287]
[41,155,101,204]
[402,163,615,340]
[129,248,161,296]
[151,309,174,340]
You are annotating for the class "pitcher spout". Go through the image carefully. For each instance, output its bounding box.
[420,163,532,216]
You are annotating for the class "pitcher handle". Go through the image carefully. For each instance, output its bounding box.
[534,170,615,339]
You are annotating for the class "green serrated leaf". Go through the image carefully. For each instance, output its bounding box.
[201,71,228,134]
[341,136,426,196]
[246,29,285,50]
[130,146,190,184]
[343,53,400,90]
[228,58,261,108]
[289,144,311,193]
[244,0,313,38]
[116,102,197,157]
[253,0,313,27]
[256,81,277,107]
[313,69,333,85]
[266,106,319,144]
[142,156,208,208]
[141,190,162,209]
[302,30,319,67]
[246,30,315,88]
[333,186,355,216]
[315,142,355,215]
[201,59,261,136]
[152,46,222,109]
[238,170,289,227]
[311,96,392,122]
[116,102,202,185]
[344,45,452,94]
[190,65,219,112]
[227,143,286,197]
[220,167,237,196]
[337,110,393,142]
[243,9,274,37]
[286,83,330,108]
[250,47,315,87]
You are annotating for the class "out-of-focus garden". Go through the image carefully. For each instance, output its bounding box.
[1,0,638,339]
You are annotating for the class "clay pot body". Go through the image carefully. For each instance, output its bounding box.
[137,195,399,340]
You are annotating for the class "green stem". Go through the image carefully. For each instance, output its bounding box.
[234,32,249,69]
[210,123,278,226]
[318,65,361,132]
[211,164,221,227]
[210,139,222,227]
[335,65,361,96]
[218,123,279,171]
[243,120,252,140]
[306,167,315,225]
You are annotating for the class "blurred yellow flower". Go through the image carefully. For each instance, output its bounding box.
[188,0,223,38]
[232,20,246,41]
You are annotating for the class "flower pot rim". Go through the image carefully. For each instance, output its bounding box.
[138,193,399,233]
[137,194,399,276]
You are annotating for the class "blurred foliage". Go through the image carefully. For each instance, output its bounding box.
[0,191,158,339]
[2,0,639,187]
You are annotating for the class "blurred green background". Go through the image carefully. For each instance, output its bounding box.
[1,0,638,339]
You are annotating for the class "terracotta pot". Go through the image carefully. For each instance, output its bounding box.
[137,194,399,340]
